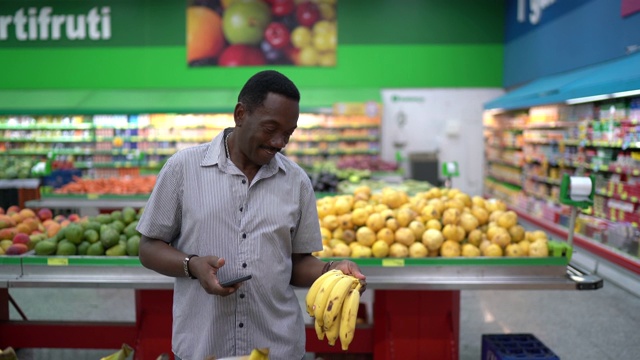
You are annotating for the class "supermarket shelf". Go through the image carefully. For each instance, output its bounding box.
[2,256,599,291]
[512,206,640,276]
[25,197,148,210]
[12,256,172,290]
[0,179,40,189]
[0,258,21,287]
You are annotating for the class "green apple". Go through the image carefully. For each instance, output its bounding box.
[223,0,271,45]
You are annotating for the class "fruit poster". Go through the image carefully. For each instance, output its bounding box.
[187,0,337,67]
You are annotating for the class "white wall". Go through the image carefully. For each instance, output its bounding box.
[380,88,504,196]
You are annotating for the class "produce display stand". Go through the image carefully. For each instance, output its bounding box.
[0,256,601,360]
[0,179,41,209]
[25,195,149,216]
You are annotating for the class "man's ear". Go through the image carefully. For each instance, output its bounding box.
[233,103,244,127]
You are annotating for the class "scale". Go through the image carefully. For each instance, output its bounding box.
[559,173,596,248]
[441,161,459,188]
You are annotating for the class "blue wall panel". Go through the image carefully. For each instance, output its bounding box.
[504,0,640,88]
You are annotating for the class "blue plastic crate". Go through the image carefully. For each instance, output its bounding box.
[482,334,560,360]
[41,169,83,189]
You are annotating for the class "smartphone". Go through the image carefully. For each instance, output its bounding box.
[219,274,252,287]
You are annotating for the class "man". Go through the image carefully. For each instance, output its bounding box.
[137,70,366,360]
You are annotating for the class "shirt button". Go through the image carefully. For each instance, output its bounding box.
[239,323,244,328]
[240,207,243,212]
[242,233,246,239]
[242,263,247,268]
[240,293,245,299]
[242,179,246,184]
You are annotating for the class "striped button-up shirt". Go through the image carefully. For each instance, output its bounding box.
[137,129,323,360]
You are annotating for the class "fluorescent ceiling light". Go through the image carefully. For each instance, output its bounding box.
[612,89,640,98]
[566,94,612,104]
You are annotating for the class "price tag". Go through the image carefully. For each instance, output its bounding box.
[382,259,405,267]
[87,193,99,200]
[47,258,69,266]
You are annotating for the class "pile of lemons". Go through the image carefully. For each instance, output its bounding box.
[313,186,551,259]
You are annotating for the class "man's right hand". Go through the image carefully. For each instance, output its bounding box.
[190,256,241,296]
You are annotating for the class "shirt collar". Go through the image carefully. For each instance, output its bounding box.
[199,128,288,174]
[200,128,229,167]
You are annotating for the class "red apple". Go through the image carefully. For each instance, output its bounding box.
[264,22,291,49]
[218,45,266,66]
[272,0,295,16]
[296,1,320,27]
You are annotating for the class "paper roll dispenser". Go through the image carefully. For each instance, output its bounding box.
[559,174,595,209]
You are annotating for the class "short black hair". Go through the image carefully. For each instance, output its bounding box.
[237,70,300,113]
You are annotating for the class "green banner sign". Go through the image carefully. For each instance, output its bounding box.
[0,0,183,48]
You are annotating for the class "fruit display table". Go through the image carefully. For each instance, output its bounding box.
[0,257,601,360]
[0,179,41,209]
[25,195,148,217]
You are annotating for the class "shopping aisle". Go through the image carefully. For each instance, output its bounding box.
[460,283,640,360]
[8,279,640,360]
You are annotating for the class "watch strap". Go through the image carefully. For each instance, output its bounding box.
[183,254,198,279]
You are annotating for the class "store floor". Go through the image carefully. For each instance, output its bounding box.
[8,276,640,360]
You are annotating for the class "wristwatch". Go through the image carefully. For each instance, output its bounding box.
[183,254,198,279]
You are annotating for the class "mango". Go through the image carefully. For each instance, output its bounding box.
[34,240,57,256]
[86,242,105,256]
[6,243,28,255]
[0,239,13,251]
[126,235,140,256]
[105,243,126,257]
[56,240,77,256]
[77,241,91,256]
[84,229,99,244]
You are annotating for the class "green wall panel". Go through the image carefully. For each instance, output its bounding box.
[0,44,502,89]
[340,0,505,44]
[0,0,504,112]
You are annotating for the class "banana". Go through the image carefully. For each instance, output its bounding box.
[322,275,358,331]
[248,347,269,360]
[325,307,341,346]
[313,273,347,327]
[339,283,362,351]
[305,269,343,316]
[314,317,325,340]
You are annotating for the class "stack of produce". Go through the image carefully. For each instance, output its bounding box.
[313,186,562,259]
[53,175,156,195]
[0,157,38,179]
[0,204,143,257]
[32,207,143,257]
[0,206,66,255]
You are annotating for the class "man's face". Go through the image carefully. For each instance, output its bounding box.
[235,92,299,167]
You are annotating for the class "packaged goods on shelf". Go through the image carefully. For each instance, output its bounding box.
[483,98,640,262]
[1,108,381,177]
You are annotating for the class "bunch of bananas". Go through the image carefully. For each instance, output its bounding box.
[248,348,269,360]
[305,269,362,351]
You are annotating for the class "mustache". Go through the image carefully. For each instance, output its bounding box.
[261,145,282,153]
